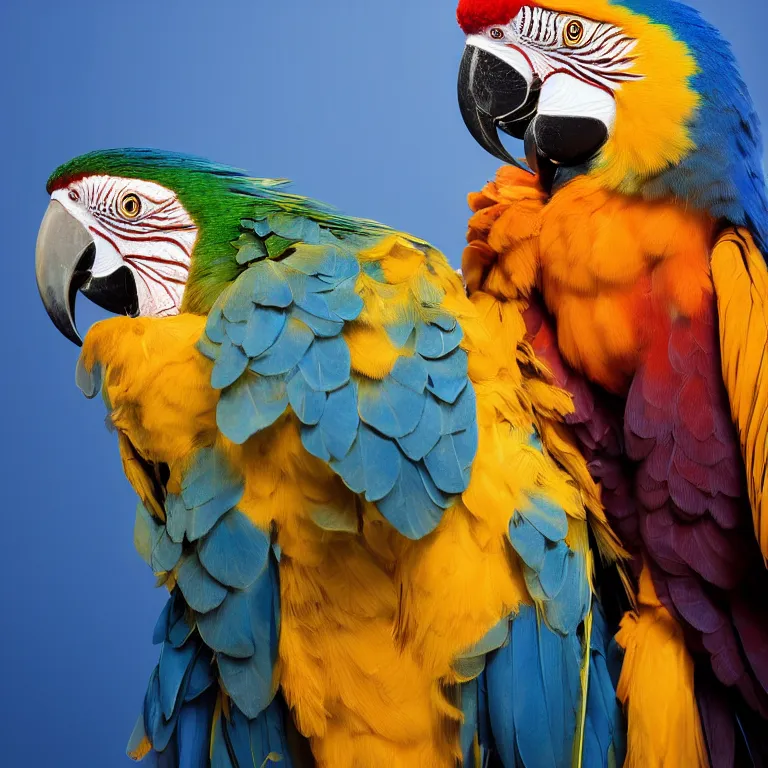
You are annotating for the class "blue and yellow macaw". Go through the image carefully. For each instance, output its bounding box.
[35,149,627,767]
[456,0,768,765]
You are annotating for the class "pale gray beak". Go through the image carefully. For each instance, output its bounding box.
[35,200,95,346]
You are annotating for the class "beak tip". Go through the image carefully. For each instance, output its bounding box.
[35,200,93,347]
[458,44,538,173]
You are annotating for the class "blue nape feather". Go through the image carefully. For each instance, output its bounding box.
[618,0,768,255]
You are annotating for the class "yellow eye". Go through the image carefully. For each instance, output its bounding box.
[564,19,584,47]
[119,192,142,219]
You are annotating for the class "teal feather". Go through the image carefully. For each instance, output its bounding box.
[176,553,228,613]
[225,322,248,347]
[440,386,477,434]
[484,606,581,768]
[268,212,320,243]
[397,396,442,461]
[196,335,220,361]
[505,455,589,636]
[150,527,183,573]
[247,218,273,238]
[582,604,626,768]
[184,650,215,703]
[541,551,590,635]
[127,714,149,760]
[286,370,327,425]
[187,485,246,541]
[291,287,340,322]
[417,463,454,509]
[415,321,464,359]
[524,496,569,542]
[198,510,270,590]
[215,558,280,718]
[389,354,428,392]
[196,588,258,659]
[158,642,197,719]
[376,459,445,539]
[210,705,232,768]
[536,545,569,600]
[301,380,359,461]
[297,335,351,391]
[217,373,290,445]
[222,281,257,324]
[75,357,102,399]
[507,513,547,572]
[248,319,314,376]
[237,262,293,308]
[211,338,249,390]
[233,233,268,266]
[461,679,480,767]
[291,306,343,337]
[331,424,401,501]
[205,306,227,344]
[164,494,188,544]
[358,377,426,438]
[425,349,469,404]
[384,318,416,347]
[174,691,215,768]
[241,308,287,359]
[324,277,364,320]
[423,426,477,494]
[181,448,243,509]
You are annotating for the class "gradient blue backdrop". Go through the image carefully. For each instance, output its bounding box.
[0,1,765,764]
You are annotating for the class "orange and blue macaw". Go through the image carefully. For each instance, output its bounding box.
[35,150,627,766]
[457,0,768,765]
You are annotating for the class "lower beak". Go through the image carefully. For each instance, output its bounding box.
[457,45,539,169]
[35,200,139,346]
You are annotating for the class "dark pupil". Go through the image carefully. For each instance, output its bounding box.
[491,28,503,39]
[568,23,580,39]
[125,198,136,212]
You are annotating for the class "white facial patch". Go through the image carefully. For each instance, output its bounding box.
[513,7,641,90]
[536,72,617,129]
[51,176,197,318]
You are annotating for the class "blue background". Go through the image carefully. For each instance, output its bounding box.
[0,1,765,764]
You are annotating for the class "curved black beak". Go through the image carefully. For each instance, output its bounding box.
[36,201,139,346]
[457,45,539,170]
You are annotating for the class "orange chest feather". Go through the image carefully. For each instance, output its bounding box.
[536,180,716,393]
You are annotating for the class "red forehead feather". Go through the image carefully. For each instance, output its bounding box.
[457,0,532,33]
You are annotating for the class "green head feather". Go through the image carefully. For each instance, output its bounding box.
[47,148,392,313]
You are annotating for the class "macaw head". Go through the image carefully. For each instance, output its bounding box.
[36,149,307,345]
[456,0,767,236]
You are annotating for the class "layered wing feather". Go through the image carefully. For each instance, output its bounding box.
[711,227,768,562]
[199,217,477,540]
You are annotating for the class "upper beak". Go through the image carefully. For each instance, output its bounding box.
[457,44,539,170]
[36,200,140,346]
[35,200,95,346]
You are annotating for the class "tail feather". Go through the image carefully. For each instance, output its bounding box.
[462,601,623,768]
[130,592,310,768]
[615,565,709,767]
[582,604,626,768]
